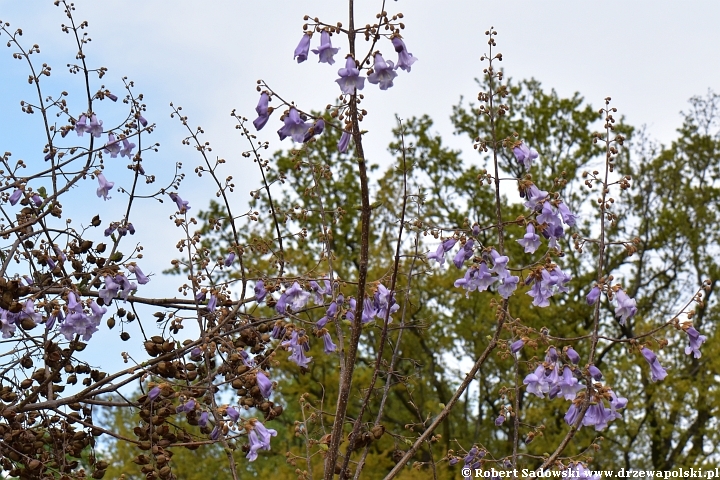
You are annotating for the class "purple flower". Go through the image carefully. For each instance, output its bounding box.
[557,202,577,227]
[586,286,601,305]
[512,142,538,170]
[256,371,273,398]
[253,92,271,131]
[337,130,351,153]
[303,119,325,143]
[323,332,337,353]
[176,399,196,413]
[684,326,707,359]
[224,252,235,267]
[536,201,557,225]
[87,114,103,138]
[281,330,313,368]
[138,115,148,127]
[148,386,161,401]
[367,53,397,90]
[103,133,121,158]
[454,263,497,295]
[391,36,417,72]
[198,411,209,428]
[131,265,150,285]
[120,138,136,158]
[427,244,446,266]
[558,366,583,401]
[8,189,22,206]
[96,173,114,201]
[207,295,217,312]
[226,406,240,422]
[169,192,191,213]
[517,224,541,254]
[75,114,89,136]
[523,184,548,210]
[614,289,637,325]
[294,33,311,63]
[246,420,277,462]
[283,282,310,311]
[210,426,220,440]
[494,414,505,426]
[336,56,365,95]
[565,347,580,364]
[641,347,668,382]
[254,280,267,303]
[510,339,525,354]
[374,284,399,322]
[588,365,603,380]
[453,239,475,268]
[31,194,42,207]
[489,249,509,278]
[564,403,581,426]
[523,365,549,398]
[99,275,120,305]
[546,347,559,363]
[498,275,519,299]
[312,30,339,64]
[277,108,311,143]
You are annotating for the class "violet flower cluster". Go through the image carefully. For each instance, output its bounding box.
[520,347,627,432]
[57,291,108,341]
[451,244,520,300]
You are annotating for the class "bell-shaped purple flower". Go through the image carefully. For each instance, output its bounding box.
[224,252,235,267]
[254,280,267,303]
[453,239,475,269]
[312,30,339,64]
[103,133,121,158]
[614,289,637,325]
[517,223,541,254]
[510,339,525,354]
[120,138,136,158]
[95,173,114,201]
[87,114,103,138]
[512,142,539,170]
[558,366,583,401]
[148,386,161,401]
[256,371,273,398]
[169,192,191,213]
[322,332,337,353]
[75,114,89,136]
[565,347,580,364]
[336,56,365,94]
[586,286,601,305]
[684,326,707,359]
[277,108,311,143]
[367,53,397,90]
[391,36,417,72]
[253,92,271,131]
[495,414,505,426]
[227,406,240,422]
[588,365,603,380]
[8,189,22,206]
[131,265,150,285]
[337,130,351,153]
[557,202,577,227]
[641,347,668,382]
[198,411,209,428]
[523,365,549,398]
[498,275,519,299]
[294,33,312,63]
